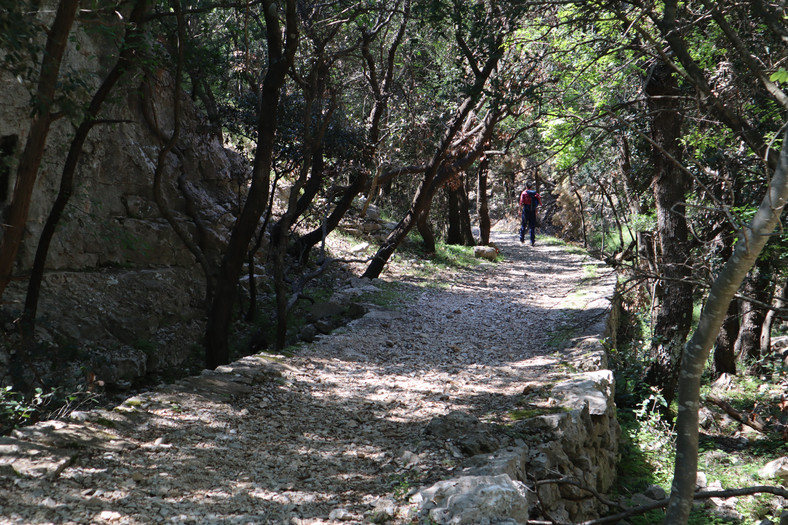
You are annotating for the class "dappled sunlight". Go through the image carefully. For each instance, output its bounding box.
[0,231,614,523]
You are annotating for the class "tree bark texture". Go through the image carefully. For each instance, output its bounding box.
[644,60,693,404]
[713,298,739,376]
[446,176,475,246]
[665,130,788,524]
[0,0,79,299]
[733,261,771,365]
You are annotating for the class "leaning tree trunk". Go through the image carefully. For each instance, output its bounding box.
[643,60,693,404]
[0,0,79,300]
[292,172,366,262]
[665,128,788,525]
[477,157,491,245]
[365,181,435,278]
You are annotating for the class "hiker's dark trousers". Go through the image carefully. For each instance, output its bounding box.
[520,208,537,244]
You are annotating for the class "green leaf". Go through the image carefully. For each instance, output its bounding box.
[770,69,788,83]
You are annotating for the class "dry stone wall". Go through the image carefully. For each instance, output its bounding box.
[413,276,621,524]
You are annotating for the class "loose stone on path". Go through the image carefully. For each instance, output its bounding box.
[0,231,619,524]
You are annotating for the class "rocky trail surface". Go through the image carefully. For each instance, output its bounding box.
[0,231,617,524]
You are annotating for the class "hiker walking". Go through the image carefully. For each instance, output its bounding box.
[519,182,541,245]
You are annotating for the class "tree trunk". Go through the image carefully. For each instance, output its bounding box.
[477,157,491,245]
[204,0,297,369]
[446,177,474,246]
[595,177,624,251]
[571,186,588,248]
[713,299,739,376]
[0,0,79,300]
[447,185,462,245]
[665,129,788,524]
[643,60,693,404]
[734,259,772,365]
[293,3,409,264]
[713,242,739,376]
[761,276,788,357]
[457,176,475,246]
[417,197,437,254]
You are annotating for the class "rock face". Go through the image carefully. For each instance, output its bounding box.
[0,7,244,387]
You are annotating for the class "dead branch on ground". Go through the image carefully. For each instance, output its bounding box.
[526,480,788,525]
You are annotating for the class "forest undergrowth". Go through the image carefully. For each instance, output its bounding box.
[611,300,788,524]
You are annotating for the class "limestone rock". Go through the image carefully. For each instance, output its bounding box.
[696,471,708,490]
[413,474,529,525]
[550,370,614,415]
[474,246,498,261]
[299,324,319,342]
[759,457,788,483]
[0,13,243,387]
[0,437,75,480]
[643,484,667,501]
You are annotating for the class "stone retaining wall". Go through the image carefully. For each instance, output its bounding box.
[413,271,621,524]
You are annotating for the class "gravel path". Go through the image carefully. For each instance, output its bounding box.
[0,231,614,525]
